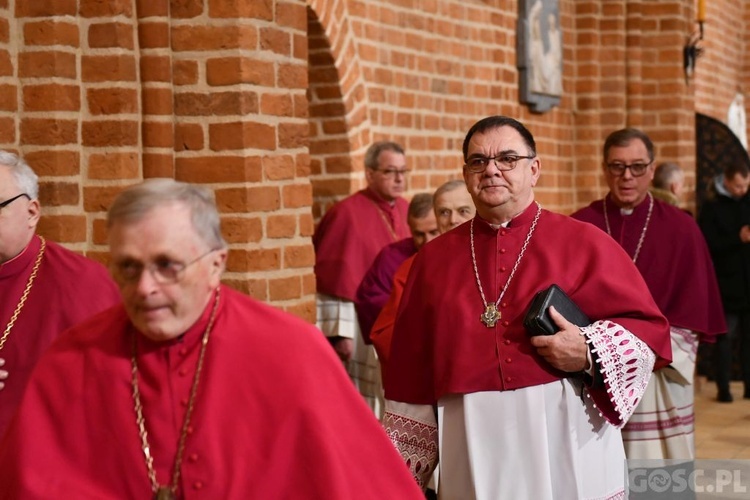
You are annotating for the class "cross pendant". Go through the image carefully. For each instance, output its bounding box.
[480,303,501,328]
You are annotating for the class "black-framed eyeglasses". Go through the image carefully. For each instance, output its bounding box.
[464,154,536,174]
[374,168,410,178]
[606,161,652,177]
[112,249,219,285]
[0,193,30,211]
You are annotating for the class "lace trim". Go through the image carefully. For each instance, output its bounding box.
[605,490,626,500]
[383,410,438,490]
[582,320,656,428]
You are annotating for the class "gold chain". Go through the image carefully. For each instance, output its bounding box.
[0,236,46,351]
[603,191,653,264]
[367,198,399,241]
[131,288,221,498]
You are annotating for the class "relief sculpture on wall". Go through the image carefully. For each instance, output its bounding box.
[517,0,562,113]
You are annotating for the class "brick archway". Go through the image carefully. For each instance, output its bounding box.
[306,0,373,222]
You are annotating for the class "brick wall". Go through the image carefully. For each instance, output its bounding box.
[1,0,746,323]
[307,0,745,219]
[573,1,698,206]
[1,0,315,322]
[695,0,747,138]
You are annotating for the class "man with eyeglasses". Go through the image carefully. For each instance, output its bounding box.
[572,127,725,461]
[0,151,119,438]
[0,179,424,499]
[314,140,411,418]
[383,116,671,498]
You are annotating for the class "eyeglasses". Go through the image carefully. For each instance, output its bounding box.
[374,168,410,178]
[0,193,30,212]
[464,154,536,174]
[112,249,218,285]
[606,161,652,177]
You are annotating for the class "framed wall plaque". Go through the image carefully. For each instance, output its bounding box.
[517,0,562,113]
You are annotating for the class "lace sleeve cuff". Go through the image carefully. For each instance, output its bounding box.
[383,400,438,491]
[581,320,656,428]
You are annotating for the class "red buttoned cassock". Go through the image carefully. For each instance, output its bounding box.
[385,204,672,425]
[0,286,424,499]
[314,188,410,302]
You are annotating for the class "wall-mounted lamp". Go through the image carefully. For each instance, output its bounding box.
[684,1,705,84]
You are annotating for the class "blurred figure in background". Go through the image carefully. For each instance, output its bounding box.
[314,141,411,418]
[698,163,750,403]
[0,150,119,438]
[650,161,685,206]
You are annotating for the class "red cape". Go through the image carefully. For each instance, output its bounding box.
[0,234,120,437]
[355,237,416,343]
[370,254,415,379]
[572,195,726,341]
[0,286,423,499]
[314,189,410,301]
[385,206,671,423]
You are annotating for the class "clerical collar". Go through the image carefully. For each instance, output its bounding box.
[480,203,537,230]
[620,208,634,216]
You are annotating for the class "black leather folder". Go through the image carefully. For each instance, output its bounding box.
[523,284,590,336]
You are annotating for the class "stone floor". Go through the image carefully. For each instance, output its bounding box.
[694,377,750,459]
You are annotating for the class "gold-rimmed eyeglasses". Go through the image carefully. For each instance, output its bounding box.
[112,249,219,285]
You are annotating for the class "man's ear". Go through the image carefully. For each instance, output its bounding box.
[364,167,374,186]
[208,248,228,287]
[529,157,541,187]
[26,198,41,229]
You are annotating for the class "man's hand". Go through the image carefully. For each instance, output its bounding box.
[529,306,589,373]
[331,338,354,363]
[740,225,750,243]
[0,358,7,390]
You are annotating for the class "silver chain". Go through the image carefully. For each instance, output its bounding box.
[470,202,542,309]
[603,191,653,264]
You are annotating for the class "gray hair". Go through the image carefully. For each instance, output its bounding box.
[0,150,39,199]
[434,180,467,200]
[364,141,405,170]
[653,162,683,189]
[107,178,227,250]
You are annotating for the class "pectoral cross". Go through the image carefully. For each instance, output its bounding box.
[481,303,501,328]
